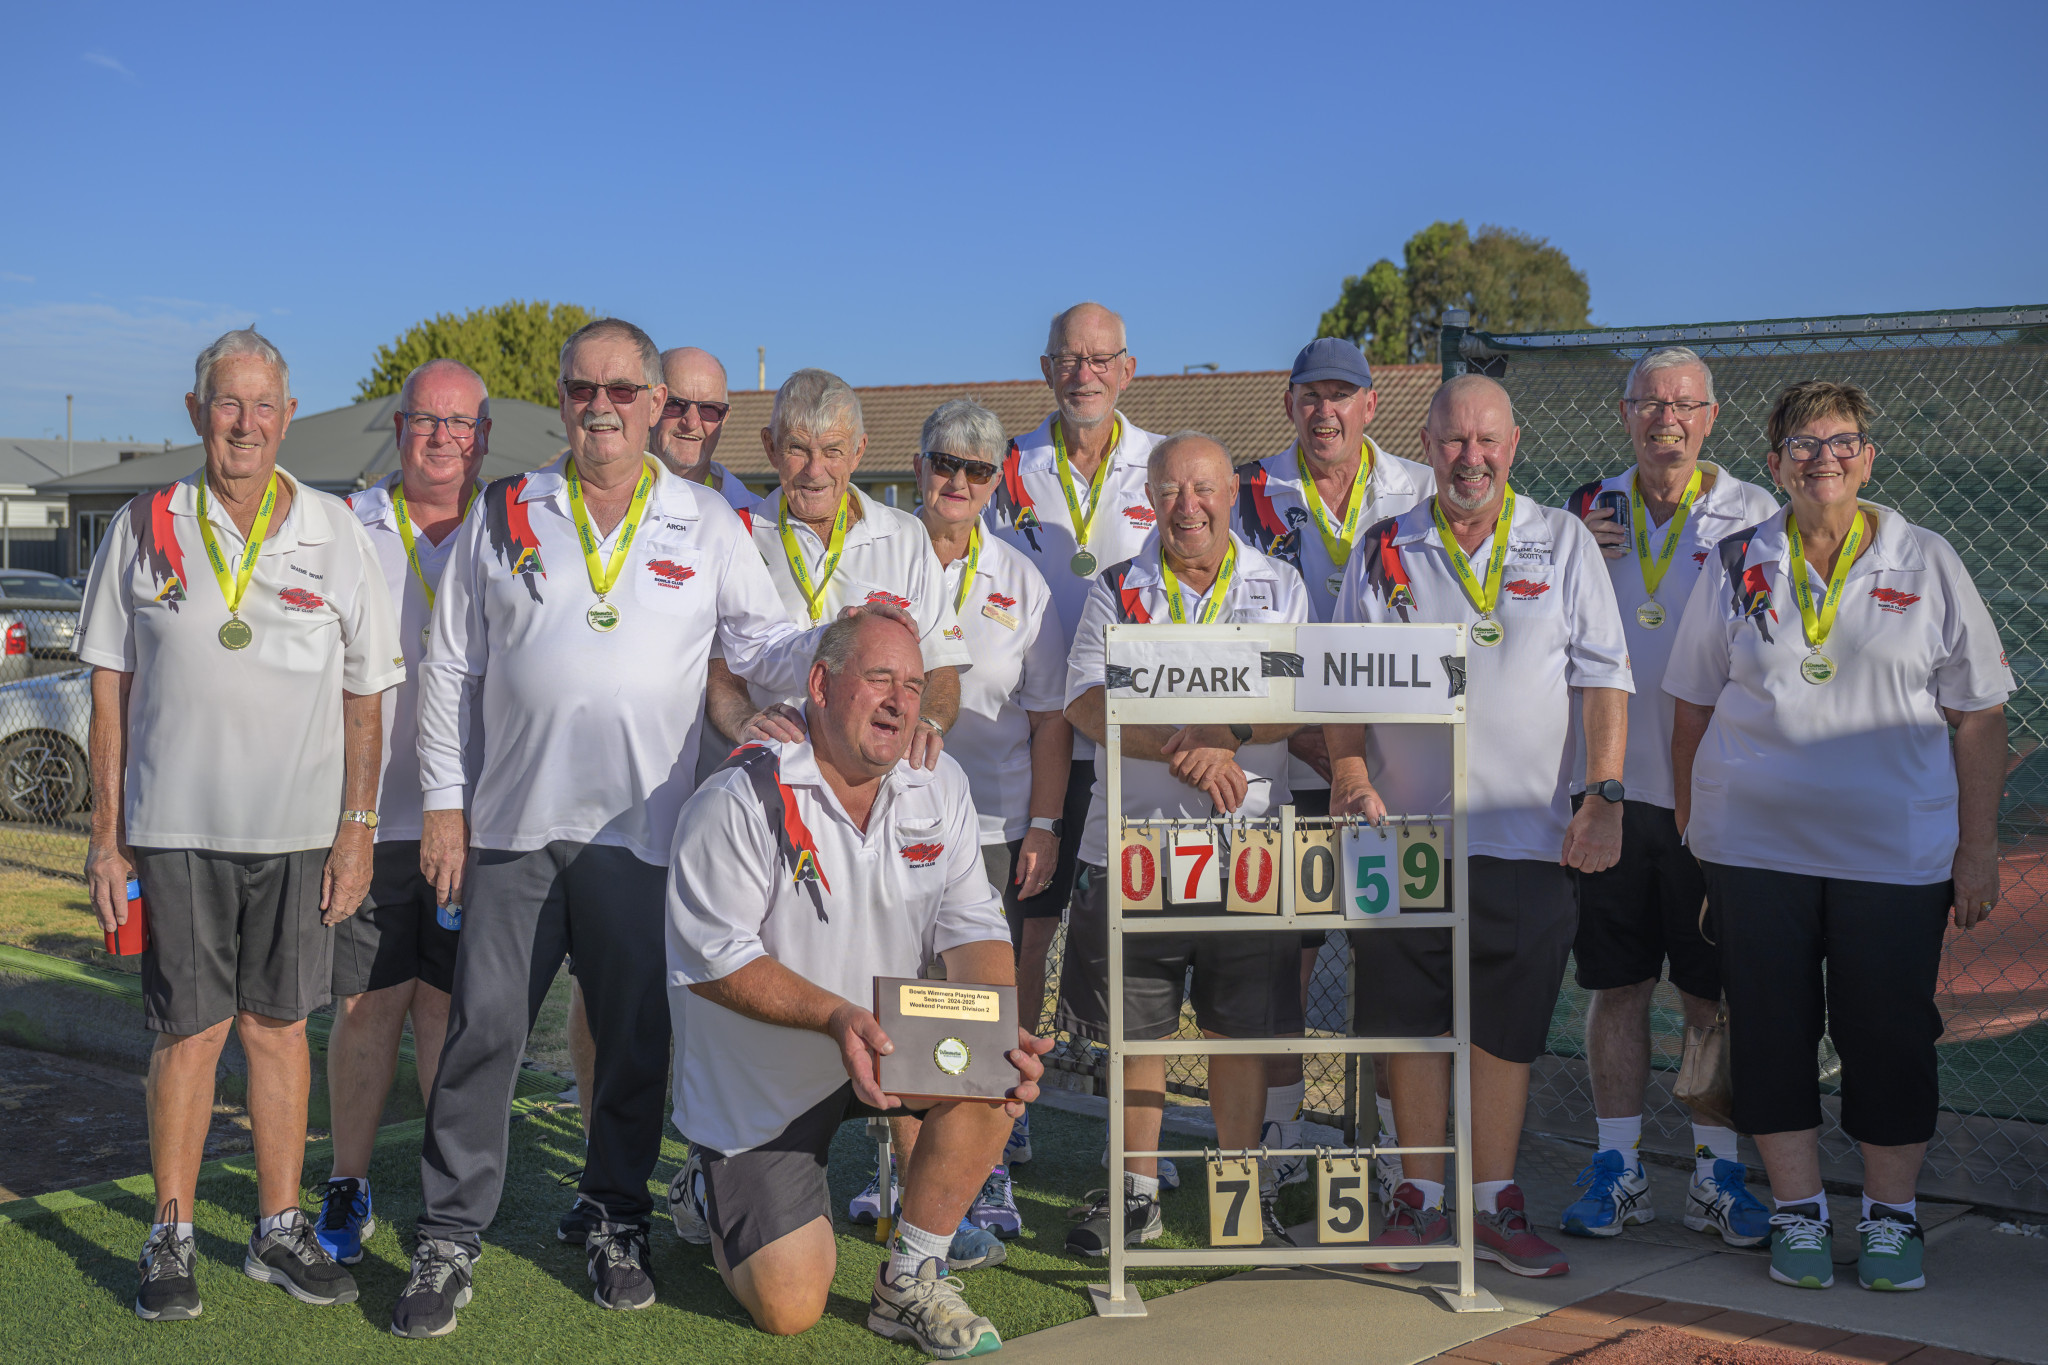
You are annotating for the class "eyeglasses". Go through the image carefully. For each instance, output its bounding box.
[661,397,731,422]
[398,411,480,437]
[923,451,997,485]
[1625,398,1712,419]
[1045,348,1128,377]
[563,380,652,406]
[1778,432,1871,461]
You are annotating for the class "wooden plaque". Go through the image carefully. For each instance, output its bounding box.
[873,977,1018,1105]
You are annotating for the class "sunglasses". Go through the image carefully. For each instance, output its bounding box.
[924,451,997,485]
[662,397,732,422]
[563,380,652,406]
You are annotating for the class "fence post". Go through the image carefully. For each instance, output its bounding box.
[1439,309,1470,381]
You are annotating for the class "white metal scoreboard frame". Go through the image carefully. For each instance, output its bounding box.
[1090,620,1501,1317]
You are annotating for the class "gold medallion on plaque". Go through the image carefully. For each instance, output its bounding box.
[934,1037,971,1076]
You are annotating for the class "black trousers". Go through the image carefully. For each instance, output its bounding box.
[1702,861,1950,1146]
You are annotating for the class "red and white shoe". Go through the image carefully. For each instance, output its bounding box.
[1364,1182,1450,1273]
[1474,1184,1570,1278]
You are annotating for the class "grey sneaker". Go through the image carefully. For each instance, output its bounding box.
[1065,1181,1164,1256]
[586,1220,656,1310]
[135,1216,201,1321]
[1261,1189,1298,1247]
[244,1210,358,1306]
[668,1151,711,1245]
[390,1236,474,1338]
[867,1257,1001,1359]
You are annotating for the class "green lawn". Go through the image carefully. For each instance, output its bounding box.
[0,1099,1250,1364]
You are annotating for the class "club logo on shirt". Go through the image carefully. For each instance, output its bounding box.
[1122,505,1157,528]
[1504,579,1550,600]
[645,558,696,588]
[865,590,912,609]
[133,487,188,609]
[1692,550,1710,565]
[986,591,1017,610]
[943,625,964,642]
[278,587,325,612]
[1870,587,1921,615]
[485,474,547,602]
[899,841,944,867]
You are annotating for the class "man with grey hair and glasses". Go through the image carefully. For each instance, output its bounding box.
[651,346,758,511]
[82,327,403,1322]
[1559,346,1778,1247]
[392,320,882,1337]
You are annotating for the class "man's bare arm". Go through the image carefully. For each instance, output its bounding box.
[692,956,900,1108]
[85,668,134,932]
[919,664,961,732]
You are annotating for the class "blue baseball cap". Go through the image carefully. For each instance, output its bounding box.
[1290,337,1373,388]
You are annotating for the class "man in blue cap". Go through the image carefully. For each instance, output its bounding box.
[1230,337,1435,1210]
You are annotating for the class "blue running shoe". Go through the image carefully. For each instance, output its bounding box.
[850,1159,898,1226]
[968,1166,1022,1238]
[1004,1110,1033,1166]
[1560,1149,1654,1238]
[315,1177,374,1265]
[1685,1159,1771,1248]
[947,1217,1008,1271]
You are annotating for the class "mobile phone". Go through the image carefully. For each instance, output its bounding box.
[1592,489,1631,541]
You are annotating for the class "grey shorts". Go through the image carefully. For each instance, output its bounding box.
[1055,861,1304,1043]
[1350,855,1579,1064]
[331,840,460,997]
[132,845,332,1035]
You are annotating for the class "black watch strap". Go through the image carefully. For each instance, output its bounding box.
[1590,779,1625,804]
[1229,723,1253,744]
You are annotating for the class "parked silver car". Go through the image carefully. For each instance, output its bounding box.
[0,665,89,820]
[0,571,81,658]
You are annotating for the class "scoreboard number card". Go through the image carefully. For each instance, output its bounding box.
[1224,827,1281,914]
[1315,1155,1374,1243]
[1117,824,1163,911]
[1206,1155,1261,1246]
[1167,827,1223,906]
[1292,822,1338,914]
[1397,822,1445,910]
[1340,822,1399,920]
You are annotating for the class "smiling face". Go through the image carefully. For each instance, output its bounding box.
[1620,362,1718,475]
[1768,412,1874,520]
[1284,379,1379,470]
[916,449,997,530]
[1147,437,1238,571]
[1422,378,1520,516]
[396,363,489,496]
[560,334,666,475]
[651,347,729,479]
[809,615,926,778]
[1040,305,1134,432]
[186,354,297,484]
[765,419,865,525]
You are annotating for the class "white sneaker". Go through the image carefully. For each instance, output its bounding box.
[667,1151,710,1245]
[868,1258,1001,1359]
[1260,1120,1310,1189]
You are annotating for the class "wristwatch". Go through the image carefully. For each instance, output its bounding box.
[1587,780,1625,804]
[340,809,380,830]
[1029,817,1064,837]
[1228,723,1254,745]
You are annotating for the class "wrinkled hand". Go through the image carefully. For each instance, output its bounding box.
[1014,827,1059,898]
[1289,727,1333,783]
[906,719,944,770]
[321,823,376,926]
[1561,797,1624,873]
[1581,504,1628,560]
[828,1000,899,1109]
[85,840,136,934]
[741,702,807,746]
[421,807,470,909]
[1951,842,1999,930]
[1161,727,1249,810]
[842,601,920,643]
[1001,1029,1055,1118]
[1328,772,1389,824]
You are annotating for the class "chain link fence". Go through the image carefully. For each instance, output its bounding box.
[0,607,92,879]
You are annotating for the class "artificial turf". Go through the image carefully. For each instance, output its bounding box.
[0,1097,1254,1363]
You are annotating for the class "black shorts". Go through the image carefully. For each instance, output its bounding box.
[1006,761,1092,923]
[331,840,461,997]
[1702,861,1949,1146]
[1570,798,1717,1000]
[1351,856,1578,1064]
[1293,787,1333,950]
[1055,861,1304,1043]
[132,846,332,1035]
[698,1083,929,1269]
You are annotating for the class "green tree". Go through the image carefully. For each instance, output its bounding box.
[357,299,599,406]
[1318,220,1591,364]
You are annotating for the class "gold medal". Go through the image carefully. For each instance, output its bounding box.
[1636,600,1666,629]
[1070,550,1097,577]
[567,456,656,630]
[586,601,621,632]
[218,618,253,650]
[1786,510,1868,689]
[1800,652,1836,685]
[1432,489,1516,647]
[1326,571,1345,598]
[1470,617,1504,647]
[1297,440,1375,601]
[1053,417,1118,579]
[196,471,279,652]
[934,1037,971,1076]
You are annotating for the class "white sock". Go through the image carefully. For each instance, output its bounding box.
[1407,1178,1446,1210]
[1596,1115,1644,1166]
[1474,1179,1513,1215]
[1692,1123,1739,1179]
[1863,1193,1915,1222]
[1126,1170,1161,1202]
[256,1209,303,1239]
[1264,1080,1304,1125]
[1776,1192,1828,1223]
[148,1221,194,1250]
[885,1219,952,1281]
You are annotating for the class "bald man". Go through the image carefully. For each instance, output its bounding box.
[652,347,759,512]
[1327,375,1634,1279]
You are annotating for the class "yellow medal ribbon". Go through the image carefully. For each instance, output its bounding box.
[1052,416,1121,555]
[1295,437,1376,569]
[951,524,983,615]
[1628,464,1704,601]
[1158,539,1239,624]
[1786,508,1867,663]
[1431,486,1517,623]
[196,471,280,635]
[391,478,478,615]
[777,491,851,622]
[565,456,656,603]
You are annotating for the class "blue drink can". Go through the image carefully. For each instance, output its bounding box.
[436,902,463,932]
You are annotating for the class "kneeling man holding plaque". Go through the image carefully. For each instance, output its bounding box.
[666,612,1049,1358]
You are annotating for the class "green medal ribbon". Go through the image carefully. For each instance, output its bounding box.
[1786,509,1867,659]
[951,524,983,615]
[1158,539,1239,624]
[565,457,656,602]
[196,471,280,623]
[777,491,851,621]
[1052,416,1121,556]
[1295,437,1376,569]
[391,478,478,615]
[1431,486,1517,621]
[1628,465,1704,601]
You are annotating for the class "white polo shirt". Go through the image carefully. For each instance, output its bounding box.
[939,531,1068,844]
[1563,464,1779,810]
[666,738,1011,1156]
[1663,501,2012,885]
[416,454,822,865]
[1334,496,1634,862]
[989,411,1165,757]
[1233,438,1436,791]
[348,474,482,842]
[1065,535,1312,868]
[78,469,405,854]
[702,461,761,513]
[730,487,972,710]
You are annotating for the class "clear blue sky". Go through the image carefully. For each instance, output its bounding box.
[3,0,2043,443]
